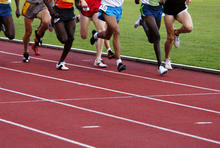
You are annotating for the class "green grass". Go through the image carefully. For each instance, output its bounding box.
[2,0,220,70]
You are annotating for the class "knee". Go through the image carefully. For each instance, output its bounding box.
[113,28,120,36]
[185,25,193,33]
[59,36,68,44]
[80,34,88,39]
[167,34,174,42]
[152,32,160,43]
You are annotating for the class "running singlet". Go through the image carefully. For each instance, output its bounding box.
[54,0,74,8]
[0,0,11,4]
[141,0,161,6]
[101,0,124,7]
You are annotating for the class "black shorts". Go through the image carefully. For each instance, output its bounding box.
[53,6,75,23]
[163,2,187,17]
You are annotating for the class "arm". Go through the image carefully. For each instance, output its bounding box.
[75,0,88,10]
[43,0,58,18]
[186,0,191,5]
[14,0,20,18]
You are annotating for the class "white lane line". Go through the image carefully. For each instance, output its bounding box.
[0,50,220,93]
[82,126,100,129]
[195,122,213,125]
[1,87,219,145]
[0,92,219,105]
[0,118,95,148]
[1,66,220,114]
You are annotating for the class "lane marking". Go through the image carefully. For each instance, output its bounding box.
[1,87,220,145]
[1,67,220,114]
[0,92,220,105]
[0,118,95,148]
[82,126,100,129]
[195,122,213,125]
[0,50,220,93]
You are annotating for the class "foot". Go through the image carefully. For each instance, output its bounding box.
[56,61,69,70]
[34,30,42,47]
[90,30,98,45]
[164,59,173,70]
[94,59,107,68]
[174,30,180,48]
[23,52,30,63]
[117,63,126,72]
[107,50,116,59]
[31,44,40,56]
[158,65,168,76]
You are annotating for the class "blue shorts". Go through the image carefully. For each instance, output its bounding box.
[140,4,162,20]
[98,5,122,22]
[0,4,12,19]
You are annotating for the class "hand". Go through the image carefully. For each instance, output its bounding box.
[186,0,191,5]
[135,0,139,4]
[15,9,20,18]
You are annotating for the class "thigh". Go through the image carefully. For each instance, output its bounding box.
[37,8,51,23]
[103,13,119,33]
[164,15,175,35]
[176,10,193,28]
[2,16,14,31]
[92,12,105,32]
[79,13,91,37]
[24,17,34,33]
[144,16,159,33]
[65,20,76,39]
[54,21,68,41]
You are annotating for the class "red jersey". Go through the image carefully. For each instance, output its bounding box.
[54,0,74,9]
[81,0,101,17]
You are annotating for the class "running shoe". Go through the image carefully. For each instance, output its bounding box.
[23,52,30,63]
[56,61,69,70]
[164,59,173,70]
[90,30,98,45]
[117,62,126,72]
[158,65,168,75]
[174,30,180,48]
[31,44,40,56]
[107,50,116,59]
[94,59,107,68]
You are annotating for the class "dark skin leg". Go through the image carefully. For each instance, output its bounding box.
[1,16,15,39]
[143,16,162,67]
[54,20,76,63]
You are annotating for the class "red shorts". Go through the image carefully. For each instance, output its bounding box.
[81,0,101,17]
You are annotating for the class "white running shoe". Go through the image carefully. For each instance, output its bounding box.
[56,61,69,70]
[158,66,168,75]
[94,59,107,68]
[174,34,180,48]
[164,59,173,70]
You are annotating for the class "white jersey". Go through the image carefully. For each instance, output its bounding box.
[101,0,124,7]
[141,0,160,6]
[0,0,11,4]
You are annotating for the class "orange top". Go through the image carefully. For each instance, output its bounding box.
[54,0,74,8]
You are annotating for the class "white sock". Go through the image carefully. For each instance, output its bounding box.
[116,59,122,66]
[94,32,98,39]
[107,48,112,52]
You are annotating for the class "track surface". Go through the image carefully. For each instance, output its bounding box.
[0,40,220,148]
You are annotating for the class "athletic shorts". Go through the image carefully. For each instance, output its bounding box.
[140,3,162,21]
[98,4,122,22]
[163,2,187,17]
[81,0,100,17]
[0,4,12,19]
[22,1,46,19]
[53,6,75,23]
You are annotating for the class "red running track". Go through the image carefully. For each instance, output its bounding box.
[0,40,220,148]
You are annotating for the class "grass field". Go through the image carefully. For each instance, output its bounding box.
[2,0,220,70]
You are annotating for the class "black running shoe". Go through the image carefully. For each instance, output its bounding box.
[23,52,30,63]
[107,50,116,59]
[117,63,126,72]
[90,30,98,45]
